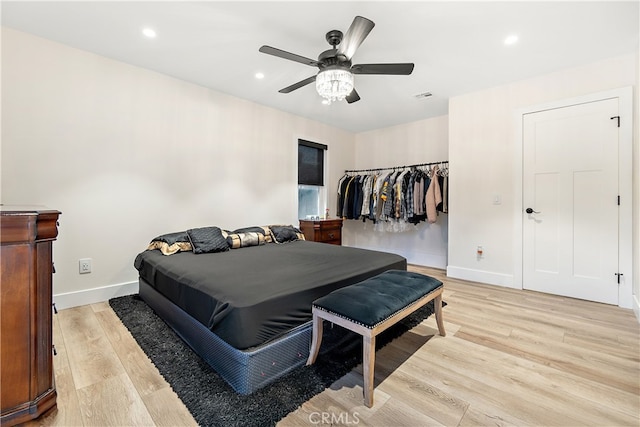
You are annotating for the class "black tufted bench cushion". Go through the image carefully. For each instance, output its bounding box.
[306,269,446,408]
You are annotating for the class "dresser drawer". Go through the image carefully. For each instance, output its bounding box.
[299,219,343,245]
[320,229,341,242]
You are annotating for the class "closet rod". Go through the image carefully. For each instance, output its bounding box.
[345,160,448,174]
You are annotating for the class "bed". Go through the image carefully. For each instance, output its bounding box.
[134,226,406,394]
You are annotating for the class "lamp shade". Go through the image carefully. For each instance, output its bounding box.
[315,68,354,104]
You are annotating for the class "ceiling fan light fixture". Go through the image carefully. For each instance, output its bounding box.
[316,68,354,104]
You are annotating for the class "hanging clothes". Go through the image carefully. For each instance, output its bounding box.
[440,167,449,214]
[426,166,442,223]
[412,170,425,221]
[336,174,349,218]
[336,161,449,231]
[341,175,356,219]
[352,176,364,219]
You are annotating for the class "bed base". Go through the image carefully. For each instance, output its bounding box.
[139,279,314,395]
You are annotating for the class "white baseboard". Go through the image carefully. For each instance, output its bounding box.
[446,266,518,289]
[633,293,640,324]
[54,281,138,310]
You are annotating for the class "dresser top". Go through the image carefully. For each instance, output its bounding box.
[0,205,60,215]
[1,207,60,243]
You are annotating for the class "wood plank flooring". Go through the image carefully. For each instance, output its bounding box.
[26,266,639,426]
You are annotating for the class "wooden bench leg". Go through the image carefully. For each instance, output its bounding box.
[362,333,376,408]
[435,292,446,337]
[306,311,323,366]
[309,282,445,407]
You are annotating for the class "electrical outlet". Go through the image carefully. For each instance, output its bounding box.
[79,258,92,274]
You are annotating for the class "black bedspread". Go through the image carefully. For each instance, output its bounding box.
[134,240,406,350]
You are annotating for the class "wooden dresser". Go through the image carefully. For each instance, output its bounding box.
[299,218,343,245]
[1,207,60,426]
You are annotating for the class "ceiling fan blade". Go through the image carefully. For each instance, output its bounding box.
[259,45,319,67]
[338,16,375,60]
[351,63,415,75]
[346,89,360,104]
[278,75,317,93]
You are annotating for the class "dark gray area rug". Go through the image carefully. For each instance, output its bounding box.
[109,294,441,427]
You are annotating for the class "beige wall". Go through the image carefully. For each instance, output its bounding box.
[1,28,355,305]
[348,115,449,267]
[448,53,638,310]
[635,25,640,317]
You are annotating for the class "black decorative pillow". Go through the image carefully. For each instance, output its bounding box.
[151,231,189,245]
[147,231,192,255]
[232,226,273,243]
[269,225,305,244]
[186,226,230,254]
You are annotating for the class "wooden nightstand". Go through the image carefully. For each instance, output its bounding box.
[1,207,60,425]
[299,219,343,245]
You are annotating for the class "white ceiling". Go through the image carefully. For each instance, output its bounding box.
[2,1,638,133]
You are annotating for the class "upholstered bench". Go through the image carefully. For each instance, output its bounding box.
[306,270,445,407]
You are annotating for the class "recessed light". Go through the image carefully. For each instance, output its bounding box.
[255,72,265,79]
[504,34,518,45]
[321,99,330,105]
[142,28,157,38]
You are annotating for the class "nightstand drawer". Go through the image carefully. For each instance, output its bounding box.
[299,219,343,245]
[320,229,341,242]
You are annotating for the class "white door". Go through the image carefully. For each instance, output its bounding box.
[522,98,619,304]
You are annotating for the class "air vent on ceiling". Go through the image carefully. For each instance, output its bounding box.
[415,92,433,99]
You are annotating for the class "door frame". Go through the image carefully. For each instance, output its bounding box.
[513,87,633,308]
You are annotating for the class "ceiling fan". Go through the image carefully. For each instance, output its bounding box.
[258,16,414,104]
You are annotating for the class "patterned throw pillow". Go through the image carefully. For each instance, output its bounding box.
[186,226,230,254]
[226,232,266,249]
[231,226,273,243]
[269,225,305,244]
[147,231,192,255]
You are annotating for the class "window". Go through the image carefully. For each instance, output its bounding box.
[298,139,327,219]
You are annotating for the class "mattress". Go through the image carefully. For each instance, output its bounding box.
[134,240,406,350]
[138,279,316,395]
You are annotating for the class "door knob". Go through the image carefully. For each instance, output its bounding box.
[525,208,540,214]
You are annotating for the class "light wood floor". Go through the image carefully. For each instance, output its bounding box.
[27,266,639,427]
